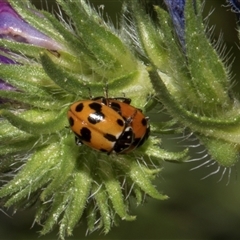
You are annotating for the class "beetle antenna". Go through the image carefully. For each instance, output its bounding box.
[103,82,109,98]
[87,87,93,99]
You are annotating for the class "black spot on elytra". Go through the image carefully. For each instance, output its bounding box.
[80,127,91,142]
[110,101,121,113]
[145,126,150,139]
[117,118,124,127]
[75,103,84,112]
[68,116,74,127]
[88,112,105,124]
[89,102,102,112]
[141,118,147,126]
[104,133,117,142]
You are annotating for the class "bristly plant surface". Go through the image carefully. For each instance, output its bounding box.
[0,0,239,239]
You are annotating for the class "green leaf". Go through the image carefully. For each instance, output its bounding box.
[0,64,60,95]
[117,157,168,200]
[0,108,67,135]
[40,191,69,236]
[130,1,169,69]
[92,182,112,234]
[99,160,136,221]
[0,143,61,200]
[59,160,92,237]
[0,136,40,155]
[40,136,79,200]
[199,135,239,167]
[0,90,65,109]
[185,0,231,111]
[40,52,89,95]
[0,39,44,59]
[57,0,137,79]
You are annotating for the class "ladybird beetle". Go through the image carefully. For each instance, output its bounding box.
[93,97,150,152]
[67,97,150,154]
[68,100,135,154]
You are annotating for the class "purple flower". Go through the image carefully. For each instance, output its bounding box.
[227,0,240,21]
[0,0,63,91]
[0,79,14,91]
[227,0,240,12]
[0,53,15,64]
[164,0,185,46]
[0,0,62,50]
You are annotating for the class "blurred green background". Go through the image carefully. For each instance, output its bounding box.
[1,0,240,239]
